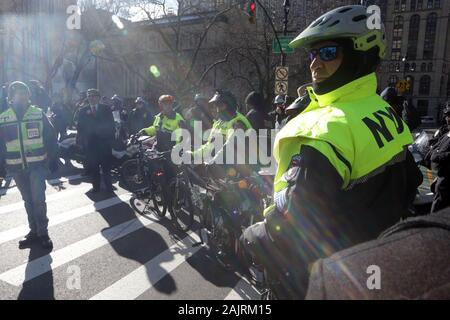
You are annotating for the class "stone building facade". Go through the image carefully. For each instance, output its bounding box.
[377,0,450,121]
[0,0,77,92]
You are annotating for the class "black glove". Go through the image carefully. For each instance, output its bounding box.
[49,159,59,173]
[265,206,288,242]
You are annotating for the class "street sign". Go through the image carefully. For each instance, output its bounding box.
[275,80,288,95]
[275,66,289,81]
[275,66,289,95]
[273,36,294,54]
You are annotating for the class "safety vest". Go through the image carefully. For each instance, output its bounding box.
[0,106,47,171]
[213,111,253,138]
[143,112,184,142]
[273,73,413,196]
[191,112,253,160]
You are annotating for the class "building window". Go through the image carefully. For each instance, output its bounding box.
[417,100,429,116]
[419,75,431,95]
[390,75,399,86]
[401,0,406,11]
[396,63,401,71]
[392,40,402,49]
[417,0,423,9]
[423,13,437,59]
[411,0,416,10]
[427,0,433,9]
[440,75,445,96]
[428,62,433,72]
[411,62,417,71]
[394,16,403,38]
[407,15,420,60]
[434,0,440,8]
[406,75,415,94]
[391,51,402,60]
[404,62,410,72]
[394,0,400,12]
[393,28,403,38]
[389,63,395,72]
[392,16,403,61]
[421,62,427,72]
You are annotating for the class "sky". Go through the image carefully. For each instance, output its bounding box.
[78,0,180,21]
[127,0,180,21]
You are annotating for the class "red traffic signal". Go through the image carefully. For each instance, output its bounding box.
[249,1,256,24]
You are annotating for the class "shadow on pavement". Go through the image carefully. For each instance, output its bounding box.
[17,246,54,300]
[87,191,180,295]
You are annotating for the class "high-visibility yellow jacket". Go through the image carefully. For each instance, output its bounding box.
[0,106,55,172]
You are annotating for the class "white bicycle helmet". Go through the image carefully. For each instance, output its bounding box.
[289,5,386,59]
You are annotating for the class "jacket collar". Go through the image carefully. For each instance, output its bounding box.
[11,105,33,120]
[308,73,378,107]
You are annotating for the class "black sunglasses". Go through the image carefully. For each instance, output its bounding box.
[308,46,340,62]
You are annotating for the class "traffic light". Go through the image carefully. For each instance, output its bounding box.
[248,1,256,24]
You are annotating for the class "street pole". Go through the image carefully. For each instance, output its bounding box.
[402,55,407,81]
[402,55,411,98]
[254,0,285,66]
[281,0,290,67]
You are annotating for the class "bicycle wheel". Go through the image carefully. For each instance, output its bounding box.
[170,179,194,232]
[130,195,154,216]
[120,159,150,192]
[150,184,167,218]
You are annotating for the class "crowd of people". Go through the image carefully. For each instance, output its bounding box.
[0,4,449,300]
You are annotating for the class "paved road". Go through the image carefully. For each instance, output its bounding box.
[0,163,260,300]
[0,157,435,300]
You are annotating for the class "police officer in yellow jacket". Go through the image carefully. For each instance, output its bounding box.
[139,95,185,151]
[240,5,423,299]
[0,81,58,250]
[189,90,253,176]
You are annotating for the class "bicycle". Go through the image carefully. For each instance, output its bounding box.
[168,163,200,232]
[192,167,268,270]
[121,135,171,218]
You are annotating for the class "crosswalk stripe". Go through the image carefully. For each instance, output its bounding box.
[0,174,85,196]
[0,214,156,286]
[224,279,261,300]
[46,174,84,185]
[90,232,202,300]
[0,185,92,215]
[0,193,132,245]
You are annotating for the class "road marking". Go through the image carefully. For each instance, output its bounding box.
[0,174,85,196]
[90,232,201,300]
[0,185,92,215]
[47,174,85,185]
[0,214,155,286]
[0,193,132,245]
[224,278,261,300]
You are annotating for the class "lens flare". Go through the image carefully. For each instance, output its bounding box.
[150,65,161,78]
[89,40,105,55]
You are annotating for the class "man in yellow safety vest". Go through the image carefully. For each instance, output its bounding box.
[240,5,423,299]
[0,81,58,250]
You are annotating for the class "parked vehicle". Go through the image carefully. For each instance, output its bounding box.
[409,131,434,215]
[123,136,172,219]
[58,132,154,171]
